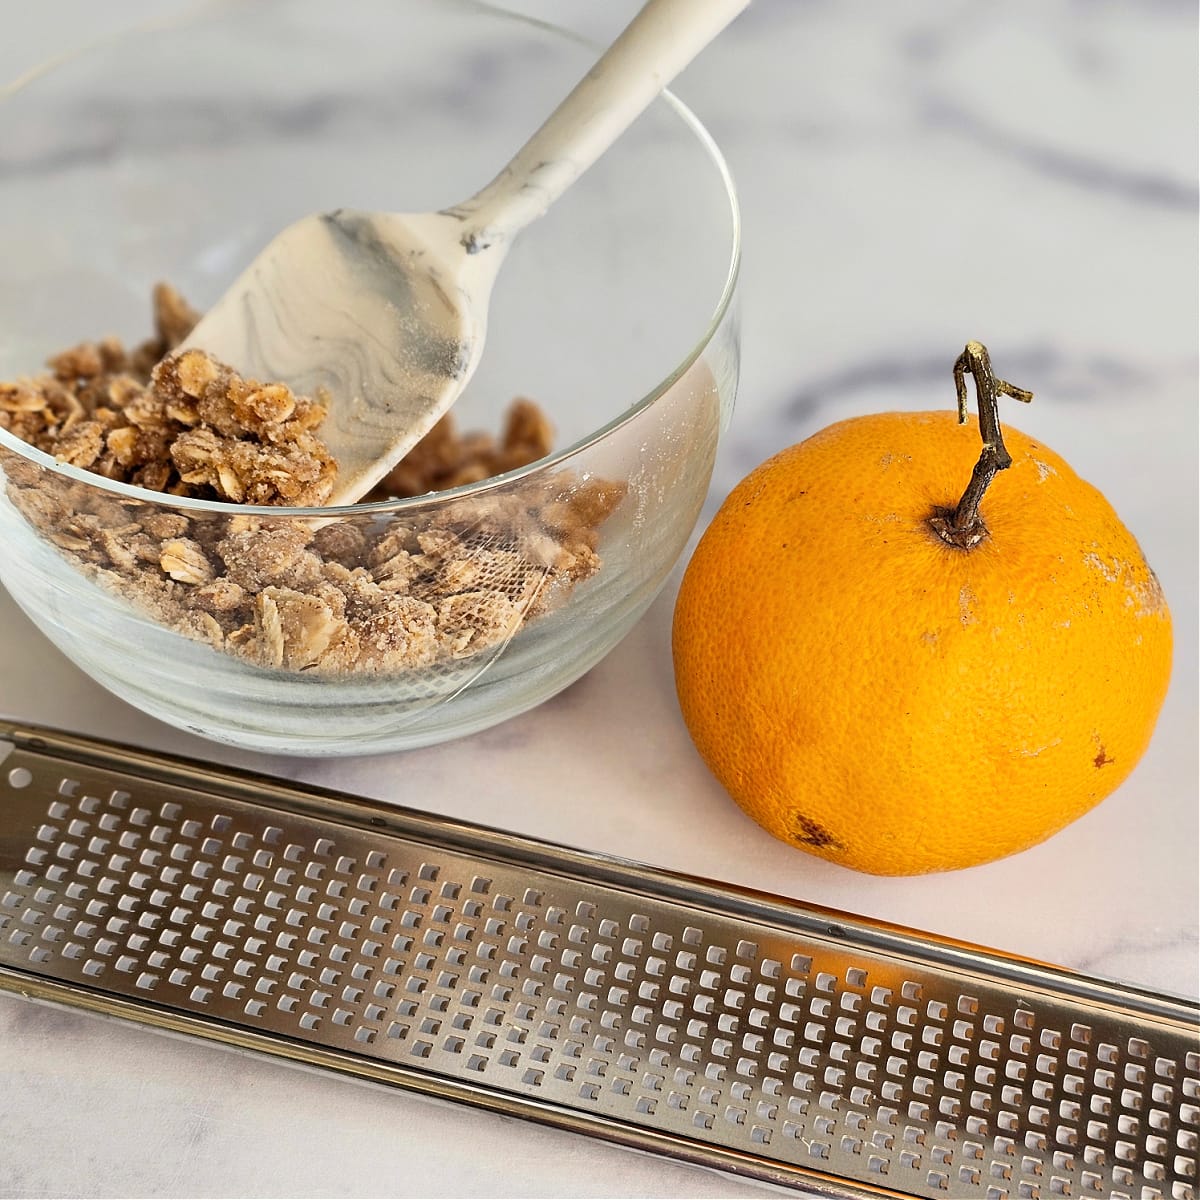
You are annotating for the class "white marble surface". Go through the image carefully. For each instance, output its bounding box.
[1,2,1196,1197]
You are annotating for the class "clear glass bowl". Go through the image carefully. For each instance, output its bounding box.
[0,0,740,755]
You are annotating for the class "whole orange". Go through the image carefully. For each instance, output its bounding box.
[672,345,1173,875]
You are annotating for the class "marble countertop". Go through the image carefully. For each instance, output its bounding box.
[1,2,1196,1197]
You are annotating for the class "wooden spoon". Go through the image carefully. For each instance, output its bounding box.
[179,0,749,505]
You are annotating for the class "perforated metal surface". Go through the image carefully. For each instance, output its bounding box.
[1,723,1196,1198]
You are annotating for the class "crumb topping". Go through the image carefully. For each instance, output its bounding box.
[0,286,624,674]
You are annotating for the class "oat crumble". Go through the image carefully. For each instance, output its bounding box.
[0,286,625,674]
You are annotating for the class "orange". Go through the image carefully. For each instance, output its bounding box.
[672,344,1172,875]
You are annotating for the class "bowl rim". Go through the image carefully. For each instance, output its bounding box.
[0,0,742,518]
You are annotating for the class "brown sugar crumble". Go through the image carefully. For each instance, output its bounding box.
[0,284,335,505]
[0,285,625,674]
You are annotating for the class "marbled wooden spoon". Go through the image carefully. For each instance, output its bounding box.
[180,0,749,505]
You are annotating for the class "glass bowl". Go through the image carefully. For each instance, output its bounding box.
[0,0,740,756]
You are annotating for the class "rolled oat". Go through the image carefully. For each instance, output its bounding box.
[0,286,625,675]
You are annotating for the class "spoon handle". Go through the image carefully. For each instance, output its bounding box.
[448,0,749,253]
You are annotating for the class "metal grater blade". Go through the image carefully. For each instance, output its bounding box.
[0,722,1196,1198]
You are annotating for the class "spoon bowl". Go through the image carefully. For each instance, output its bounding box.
[179,208,491,501]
